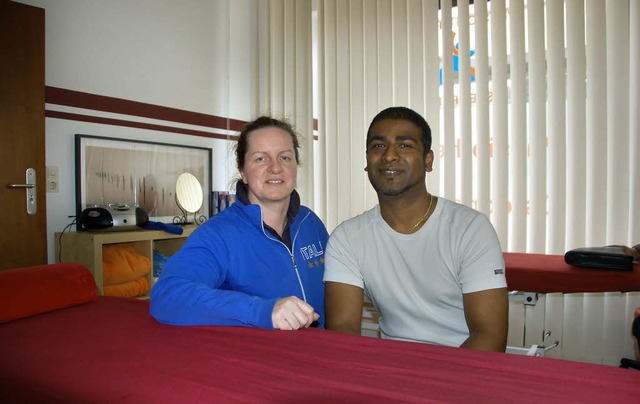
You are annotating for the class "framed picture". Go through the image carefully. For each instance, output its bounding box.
[75,134,212,229]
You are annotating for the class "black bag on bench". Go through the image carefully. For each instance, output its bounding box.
[564,246,634,271]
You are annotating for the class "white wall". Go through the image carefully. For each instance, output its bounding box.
[15,0,259,262]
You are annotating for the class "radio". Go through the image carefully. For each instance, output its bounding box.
[79,204,149,231]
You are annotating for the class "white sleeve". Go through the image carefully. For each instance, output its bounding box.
[458,214,507,294]
[323,224,365,289]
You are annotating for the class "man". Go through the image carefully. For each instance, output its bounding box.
[323,106,508,352]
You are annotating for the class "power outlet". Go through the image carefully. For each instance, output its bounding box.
[46,166,59,193]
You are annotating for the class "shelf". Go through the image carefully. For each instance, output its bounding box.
[55,225,197,297]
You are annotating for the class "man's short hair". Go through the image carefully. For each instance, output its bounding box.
[366,106,432,156]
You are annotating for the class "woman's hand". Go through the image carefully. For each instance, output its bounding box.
[272,296,319,330]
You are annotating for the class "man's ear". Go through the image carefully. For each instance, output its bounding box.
[424,149,434,172]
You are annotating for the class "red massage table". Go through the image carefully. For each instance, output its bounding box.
[1,260,640,403]
[504,252,640,293]
[1,296,639,402]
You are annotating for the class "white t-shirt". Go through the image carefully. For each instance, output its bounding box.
[324,197,506,347]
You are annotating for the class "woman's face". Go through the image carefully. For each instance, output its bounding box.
[240,127,297,208]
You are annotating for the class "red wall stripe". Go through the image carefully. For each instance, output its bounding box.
[45,110,238,141]
[45,86,318,140]
[45,86,246,132]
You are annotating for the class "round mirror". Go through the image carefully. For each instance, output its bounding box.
[175,173,204,213]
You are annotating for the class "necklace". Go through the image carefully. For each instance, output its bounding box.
[397,194,435,234]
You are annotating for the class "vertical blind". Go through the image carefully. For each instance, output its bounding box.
[315,0,639,254]
[256,0,315,207]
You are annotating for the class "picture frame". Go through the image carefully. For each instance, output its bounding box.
[75,134,212,230]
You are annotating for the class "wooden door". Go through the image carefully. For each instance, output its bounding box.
[0,0,47,269]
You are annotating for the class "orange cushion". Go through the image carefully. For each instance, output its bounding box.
[0,263,97,323]
[103,277,150,298]
[102,244,151,286]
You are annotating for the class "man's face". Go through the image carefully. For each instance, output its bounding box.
[366,118,433,197]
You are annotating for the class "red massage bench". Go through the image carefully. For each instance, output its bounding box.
[1,263,639,402]
[504,252,640,293]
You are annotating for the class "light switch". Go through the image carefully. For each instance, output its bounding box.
[46,166,59,193]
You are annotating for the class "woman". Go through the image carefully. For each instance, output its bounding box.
[150,116,328,330]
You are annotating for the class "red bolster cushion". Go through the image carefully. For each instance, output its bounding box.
[0,263,97,323]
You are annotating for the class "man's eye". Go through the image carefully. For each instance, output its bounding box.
[399,144,414,149]
[371,143,385,149]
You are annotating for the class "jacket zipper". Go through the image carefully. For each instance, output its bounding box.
[261,210,311,302]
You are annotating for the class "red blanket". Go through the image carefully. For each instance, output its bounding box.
[1,297,638,402]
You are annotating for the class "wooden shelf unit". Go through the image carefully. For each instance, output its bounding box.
[55,225,197,296]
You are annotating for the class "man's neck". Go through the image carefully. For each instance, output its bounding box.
[378,187,432,232]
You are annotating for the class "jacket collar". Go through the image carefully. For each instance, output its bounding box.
[235,180,300,218]
[235,180,300,249]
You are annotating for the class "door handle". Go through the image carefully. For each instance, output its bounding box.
[7,184,35,188]
[6,168,37,215]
